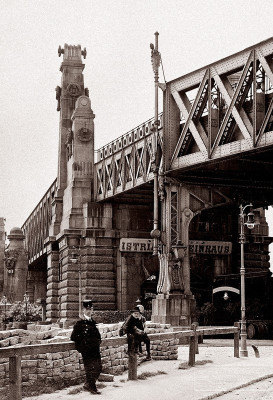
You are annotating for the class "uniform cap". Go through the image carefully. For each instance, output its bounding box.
[136,304,144,313]
[82,299,93,309]
[130,306,141,313]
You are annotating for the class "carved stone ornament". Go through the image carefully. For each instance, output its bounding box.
[172,263,181,285]
[170,260,184,292]
[55,86,62,111]
[65,128,73,159]
[77,127,92,142]
[67,83,81,97]
[4,249,20,274]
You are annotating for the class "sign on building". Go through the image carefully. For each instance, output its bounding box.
[120,238,232,254]
[120,238,153,252]
[189,240,232,255]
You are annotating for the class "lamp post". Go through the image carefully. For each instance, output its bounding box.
[0,296,8,330]
[239,203,257,357]
[70,247,82,317]
[24,293,29,322]
[150,32,161,256]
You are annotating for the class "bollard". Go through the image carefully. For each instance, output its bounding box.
[234,322,240,358]
[192,322,199,354]
[127,334,138,380]
[10,356,22,400]
[128,352,138,380]
[188,324,197,366]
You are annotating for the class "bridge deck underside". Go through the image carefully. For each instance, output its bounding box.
[170,145,273,206]
[97,181,154,205]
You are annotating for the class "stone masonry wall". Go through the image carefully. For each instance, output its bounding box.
[0,322,178,398]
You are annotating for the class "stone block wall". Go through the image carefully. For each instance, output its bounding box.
[0,322,178,398]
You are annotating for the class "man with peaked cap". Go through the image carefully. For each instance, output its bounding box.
[119,306,150,358]
[135,304,151,361]
[71,299,102,395]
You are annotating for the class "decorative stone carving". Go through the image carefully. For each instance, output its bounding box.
[58,45,64,57]
[65,128,73,159]
[4,249,20,274]
[77,127,92,142]
[169,259,184,292]
[67,83,81,97]
[55,86,61,111]
[81,47,87,59]
[157,253,170,294]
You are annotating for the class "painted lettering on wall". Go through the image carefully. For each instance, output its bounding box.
[120,238,154,252]
[188,241,232,255]
[120,238,232,254]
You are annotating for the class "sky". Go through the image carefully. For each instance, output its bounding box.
[1,0,273,244]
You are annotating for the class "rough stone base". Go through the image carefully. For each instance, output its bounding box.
[151,293,196,326]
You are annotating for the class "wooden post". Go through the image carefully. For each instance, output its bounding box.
[193,322,199,354]
[9,356,22,400]
[234,322,240,358]
[188,335,196,366]
[188,324,197,366]
[128,353,137,380]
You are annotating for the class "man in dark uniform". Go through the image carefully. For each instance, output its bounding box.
[71,299,102,395]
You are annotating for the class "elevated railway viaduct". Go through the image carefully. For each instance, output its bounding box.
[8,37,273,326]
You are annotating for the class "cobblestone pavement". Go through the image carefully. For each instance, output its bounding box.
[24,340,273,400]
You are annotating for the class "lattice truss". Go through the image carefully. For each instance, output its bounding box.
[95,119,163,199]
[170,39,273,169]
[170,191,179,246]
[22,180,57,262]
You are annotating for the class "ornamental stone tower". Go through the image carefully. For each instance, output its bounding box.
[60,95,95,231]
[50,44,90,236]
[46,45,115,326]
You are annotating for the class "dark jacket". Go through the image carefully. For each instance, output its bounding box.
[71,318,101,358]
[120,315,144,336]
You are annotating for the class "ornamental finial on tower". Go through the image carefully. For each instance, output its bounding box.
[58,44,87,62]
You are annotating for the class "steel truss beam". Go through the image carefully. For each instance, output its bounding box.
[21,180,57,263]
[169,38,273,170]
[95,125,162,200]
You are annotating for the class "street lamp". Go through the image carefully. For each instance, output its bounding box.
[24,294,29,322]
[0,296,8,330]
[239,204,258,357]
[150,32,161,256]
[70,247,82,317]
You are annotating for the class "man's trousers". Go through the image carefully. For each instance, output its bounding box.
[82,356,102,389]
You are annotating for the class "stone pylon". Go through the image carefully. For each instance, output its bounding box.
[4,227,28,302]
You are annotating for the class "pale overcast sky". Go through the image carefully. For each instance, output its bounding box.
[1,0,273,240]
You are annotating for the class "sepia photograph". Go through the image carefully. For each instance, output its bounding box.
[1,1,273,399]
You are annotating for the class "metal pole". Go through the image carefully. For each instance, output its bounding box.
[151,31,160,256]
[78,256,82,317]
[239,205,248,357]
